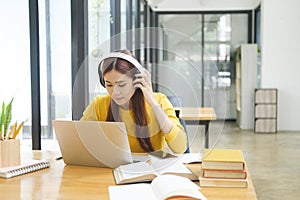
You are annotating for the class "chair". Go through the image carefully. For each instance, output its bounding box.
[167,96,190,153]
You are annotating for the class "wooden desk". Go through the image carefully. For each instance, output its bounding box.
[0,151,257,200]
[176,107,217,148]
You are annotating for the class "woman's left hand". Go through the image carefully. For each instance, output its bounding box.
[133,70,158,106]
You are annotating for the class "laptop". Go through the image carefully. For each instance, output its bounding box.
[52,120,133,168]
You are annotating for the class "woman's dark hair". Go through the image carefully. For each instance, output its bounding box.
[103,49,154,152]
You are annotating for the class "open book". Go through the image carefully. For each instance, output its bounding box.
[109,174,207,200]
[113,158,197,184]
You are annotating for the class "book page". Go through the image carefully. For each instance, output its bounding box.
[115,161,158,180]
[108,184,156,200]
[151,175,206,200]
[151,158,194,176]
[175,153,202,164]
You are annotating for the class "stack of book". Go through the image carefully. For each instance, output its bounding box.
[199,148,248,188]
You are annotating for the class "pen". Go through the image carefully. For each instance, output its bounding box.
[56,156,63,160]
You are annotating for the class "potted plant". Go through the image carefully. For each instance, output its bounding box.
[0,98,21,167]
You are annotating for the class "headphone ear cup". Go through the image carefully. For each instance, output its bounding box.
[98,63,106,88]
[100,76,105,88]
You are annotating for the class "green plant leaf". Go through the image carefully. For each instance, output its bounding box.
[0,101,5,133]
[4,98,13,136]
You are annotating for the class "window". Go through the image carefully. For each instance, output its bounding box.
[88,0,111,99]
[0,0,31,140]
[0,0,71,150]
[39,0,72,143]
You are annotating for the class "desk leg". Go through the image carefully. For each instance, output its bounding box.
[185,120,210,149]
[204,122,209,148]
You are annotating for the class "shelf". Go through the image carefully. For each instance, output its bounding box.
[255,119,277,133]
[255,104,277,118]
[254,88,278,133]
[235,44,258,129]
[255,89,277,104]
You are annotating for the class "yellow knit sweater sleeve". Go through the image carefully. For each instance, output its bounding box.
[154,93,188,154]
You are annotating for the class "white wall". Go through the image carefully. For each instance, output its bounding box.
[261,0,300,131]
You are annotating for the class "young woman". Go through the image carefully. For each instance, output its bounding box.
[81,49,187,153]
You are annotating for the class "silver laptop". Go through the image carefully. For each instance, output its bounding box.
[52,120,133,168]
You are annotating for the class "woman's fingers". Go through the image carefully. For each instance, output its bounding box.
[133,77,148,87]
[135,70,151,83]
[133,69,157,106]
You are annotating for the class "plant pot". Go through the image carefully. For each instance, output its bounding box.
[0,139,20,167]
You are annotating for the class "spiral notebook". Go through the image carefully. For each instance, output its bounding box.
[0,159,50,178]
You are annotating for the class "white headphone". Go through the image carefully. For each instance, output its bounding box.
[99,52,144,74]
[98,52,145,87]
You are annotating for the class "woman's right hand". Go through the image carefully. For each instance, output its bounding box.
[133,69,158,107]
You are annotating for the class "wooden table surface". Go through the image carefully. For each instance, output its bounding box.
[0,150,257,200]
[176,107,217,121]
[175,107,217,148]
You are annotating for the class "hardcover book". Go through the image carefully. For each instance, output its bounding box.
[201,168,247,179]
[201,149,245,170]
[199,175,248,188]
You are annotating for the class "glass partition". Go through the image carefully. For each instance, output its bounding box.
[157,13,249,119]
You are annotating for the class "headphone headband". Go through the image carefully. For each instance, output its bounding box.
[99,52,144,74]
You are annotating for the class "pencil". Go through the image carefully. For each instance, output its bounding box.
[7,121,17,140]
[12,121,24,139]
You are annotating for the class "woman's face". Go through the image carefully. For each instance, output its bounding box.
[104,69,135,108]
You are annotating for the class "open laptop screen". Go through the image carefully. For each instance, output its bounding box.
[52,120,133,168]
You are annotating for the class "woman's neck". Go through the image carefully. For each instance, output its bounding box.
[120,102,130,110]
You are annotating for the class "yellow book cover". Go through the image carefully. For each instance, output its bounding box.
[202,149,245,170]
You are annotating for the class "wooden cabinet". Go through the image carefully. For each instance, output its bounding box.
[254,88,278,133]
[235,44,258,129]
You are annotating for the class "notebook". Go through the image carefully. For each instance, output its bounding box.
[52,120,133,168]
[0,159,50,179]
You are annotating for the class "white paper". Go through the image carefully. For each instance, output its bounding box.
[109,184,156,200]
[117,161,157,180]
[176,153,202,164]
[151,175,206,200]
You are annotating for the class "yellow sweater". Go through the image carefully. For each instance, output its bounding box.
[80,93,187,153]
